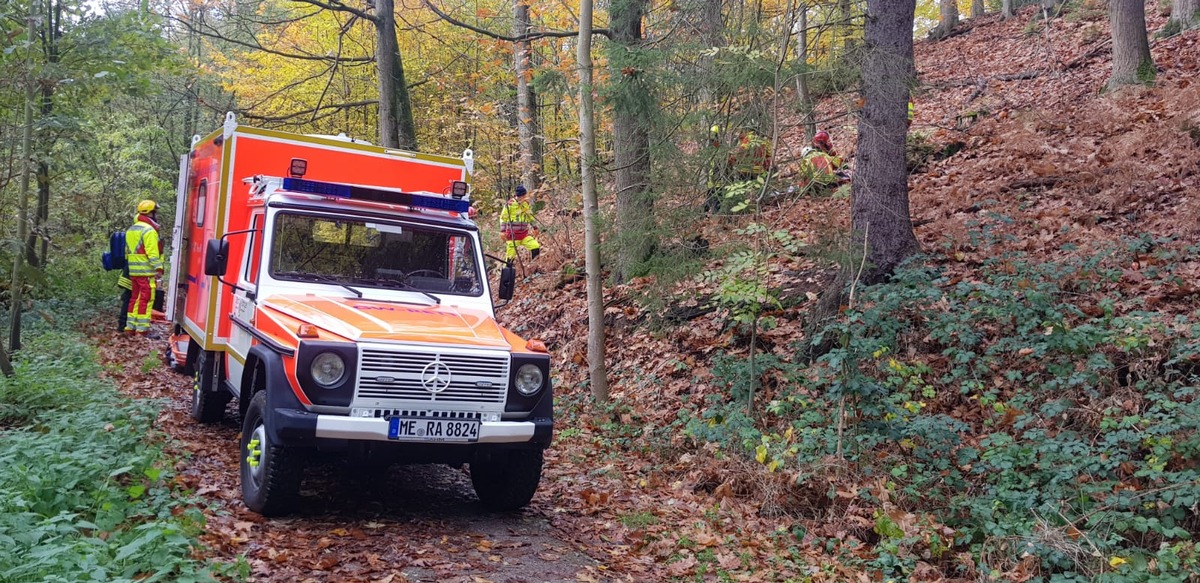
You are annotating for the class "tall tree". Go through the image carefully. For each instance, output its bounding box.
[9,5,36,355]
[372,0,417,149]
[931,0,958,39]
[1001,0,1015,19]
[795,4,815,140]
[1107,0,1154,90]
[25,0,63,270]
[610,0,654,283]
[176,0,418,149]
[851,0,919,284]
[578,0,609,403]
[513,0,538,190]
[1169,0,1200,31]
[971,0,986,19]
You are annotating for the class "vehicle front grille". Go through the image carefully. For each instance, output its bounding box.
[357,347,509,404]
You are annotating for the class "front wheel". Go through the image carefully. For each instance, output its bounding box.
[470,448,543,511]
[240,391,303,516]
[190,348,228,423]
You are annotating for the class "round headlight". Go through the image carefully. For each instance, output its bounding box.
[310,352,346,387]
[514,363,544,396]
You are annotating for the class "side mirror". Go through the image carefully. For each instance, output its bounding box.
[204,238,229,276]
[497,264,515,301]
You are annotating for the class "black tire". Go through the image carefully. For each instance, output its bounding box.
[189,349,226,423]
[240,391,303,516]
[180,337,199,377]
[470,448,543,511]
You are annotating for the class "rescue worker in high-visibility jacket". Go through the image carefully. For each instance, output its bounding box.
[729,130,772,181]
[801,130,847,189]
[124,200,163,334]
[500,185,540,261]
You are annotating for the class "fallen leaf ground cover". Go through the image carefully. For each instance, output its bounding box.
[96,328,604,583]
[496,5,1200,582]
[85,5,1200,582]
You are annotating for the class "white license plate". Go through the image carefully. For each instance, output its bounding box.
[387,417,479,442]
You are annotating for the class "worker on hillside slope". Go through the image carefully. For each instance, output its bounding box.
[730,129,772,182]
[704,124,732,214]
[500,185,540,262]
[801,130,849,191]
[124,200,163,335]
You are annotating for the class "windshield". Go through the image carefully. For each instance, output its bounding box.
[269,213,484,297]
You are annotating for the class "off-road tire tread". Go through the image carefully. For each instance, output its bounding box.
[241,392,303,516]
[190,350,226,423]
[470,449,543,511]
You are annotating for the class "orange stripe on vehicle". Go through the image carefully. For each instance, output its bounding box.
[281,354,312,407]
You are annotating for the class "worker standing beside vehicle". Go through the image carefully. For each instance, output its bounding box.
[500,185,540,262]
[124,200,163,335]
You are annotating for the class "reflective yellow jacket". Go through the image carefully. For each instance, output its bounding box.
[500,199,535,224]
[125,216,163,277]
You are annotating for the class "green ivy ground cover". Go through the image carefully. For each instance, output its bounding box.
[0,332,221,583]
[690,238,1200,581]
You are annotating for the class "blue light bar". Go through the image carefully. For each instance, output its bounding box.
[283,178,351,198]
[281,178,469,214]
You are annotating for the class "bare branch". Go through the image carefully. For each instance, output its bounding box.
[422,0,610,41]
[230,100,378,123]
[167,13,373,63]
[290,0,378,23]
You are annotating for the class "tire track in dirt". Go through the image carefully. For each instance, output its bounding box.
[98,328,610,583]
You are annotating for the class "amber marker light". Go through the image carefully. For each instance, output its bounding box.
[525,339,548,353]
[289,158,308,178]
[297,324,320,338]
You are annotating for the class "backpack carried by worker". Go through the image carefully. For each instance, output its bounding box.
[101,230,127,271]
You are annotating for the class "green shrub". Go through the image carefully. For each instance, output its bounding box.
[0,333,220,582]
[695,241,1200,580]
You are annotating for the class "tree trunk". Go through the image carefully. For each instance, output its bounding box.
[838,0,853,53]
[610,0,654,283]
[851,0,919,284]
[375,0,417,149]
[934,0,959,39]
[26,0,61,270]
[10,15,36,358]
[1107,0,1155,90]
[698,0,723,105]
[1001,0,1014,19]
[1170,0,1200,30]
[578,0,609,403]
[514,1,538,190]
[796,7,815,139]
[971,0,985,19]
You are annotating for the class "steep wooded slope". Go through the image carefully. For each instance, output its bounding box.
[496,6,1200,581]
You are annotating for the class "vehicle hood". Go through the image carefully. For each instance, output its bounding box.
[261,295,510,348]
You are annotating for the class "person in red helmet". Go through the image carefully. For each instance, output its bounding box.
[812,130,839,159]
[801,130,848,191]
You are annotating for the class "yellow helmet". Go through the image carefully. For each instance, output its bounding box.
[137,200,157,214]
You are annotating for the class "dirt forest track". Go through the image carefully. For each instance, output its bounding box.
[97,327,609,583]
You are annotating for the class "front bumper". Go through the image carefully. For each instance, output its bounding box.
[317,416,537,443]
[270,407,552,447]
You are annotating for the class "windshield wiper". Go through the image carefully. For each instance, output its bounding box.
[275,271,363,298]
[355,277,441,305]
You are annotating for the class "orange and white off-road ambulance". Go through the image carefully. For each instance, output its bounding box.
[164,113,551,516]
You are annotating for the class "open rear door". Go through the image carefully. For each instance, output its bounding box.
[165,149,192,323]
